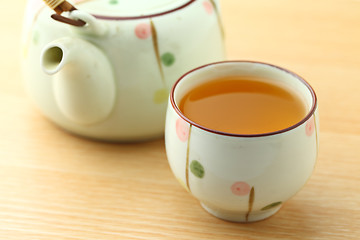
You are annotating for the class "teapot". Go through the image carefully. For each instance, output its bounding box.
[21,0,225,141]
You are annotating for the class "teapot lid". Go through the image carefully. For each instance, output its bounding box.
[76,0,193,19]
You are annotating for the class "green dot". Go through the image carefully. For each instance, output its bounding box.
[261,201,282,211]
[153,88,169,104]
[161,52,176,67]
[190,160,205,179]
[33,31,39,45]
[109,0,118,4]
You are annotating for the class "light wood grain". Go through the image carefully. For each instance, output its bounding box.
[1,0,359,239]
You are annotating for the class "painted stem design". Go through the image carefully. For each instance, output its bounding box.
[209,0,225,38]
[185,124,193,192]
[245,187,255,222]
[150,19,165,84]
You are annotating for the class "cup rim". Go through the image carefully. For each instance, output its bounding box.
[170,60,318,138]
[87,0,195,21]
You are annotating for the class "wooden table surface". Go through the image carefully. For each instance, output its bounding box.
[1,0,360,239]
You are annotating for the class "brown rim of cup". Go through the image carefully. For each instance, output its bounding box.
[170,61,318,138]
[89,0,195,20]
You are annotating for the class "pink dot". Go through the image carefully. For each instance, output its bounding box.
[176,118,190,142]
[203,1,214,15]
[135,23,151,39]
[306,116,315,136]
[231,182,251,196]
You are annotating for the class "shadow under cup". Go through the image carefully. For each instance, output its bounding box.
[165,61,318,222]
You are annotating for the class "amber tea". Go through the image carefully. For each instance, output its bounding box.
[179,76,307,134]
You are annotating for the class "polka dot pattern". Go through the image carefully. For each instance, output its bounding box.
[203,0,214,15]
[306,115,315,136]
[32,30,39,45]
[176,118,190,142]
[135,23,152,39]
[153,88,169,104]
[231,181,251,196]
[161,52,176,67]
[190,160,205,178]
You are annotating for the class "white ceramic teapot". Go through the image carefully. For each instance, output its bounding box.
[22,0,225,141]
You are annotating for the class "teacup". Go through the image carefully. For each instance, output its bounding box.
[165,61,319,222]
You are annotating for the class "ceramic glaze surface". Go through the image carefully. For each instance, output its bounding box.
[22,0,225,141]
[165,62,319,222]
[75,0,191,16]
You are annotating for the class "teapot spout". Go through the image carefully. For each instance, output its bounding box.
[41,37,115,125]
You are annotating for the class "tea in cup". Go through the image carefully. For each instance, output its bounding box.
[165,61,318,222]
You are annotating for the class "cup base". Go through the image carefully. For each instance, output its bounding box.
[200,202,282,223]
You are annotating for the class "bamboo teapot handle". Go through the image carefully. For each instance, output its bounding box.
[42,0,86,27]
